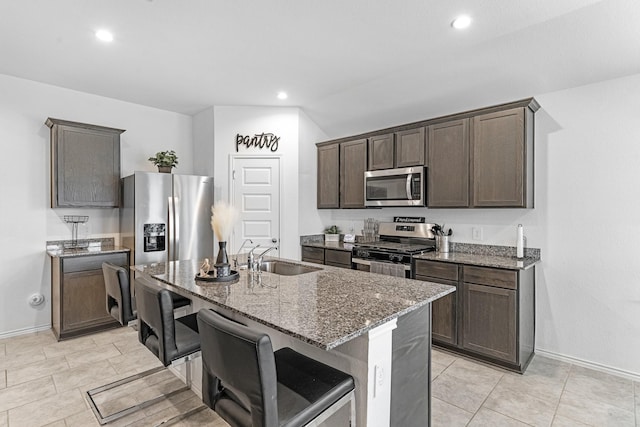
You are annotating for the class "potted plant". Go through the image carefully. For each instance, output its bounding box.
[324,225,341,242]
[148,150,178,173]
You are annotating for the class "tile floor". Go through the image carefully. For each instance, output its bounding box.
[0,326,638,426]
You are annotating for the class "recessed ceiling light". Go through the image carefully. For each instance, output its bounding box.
[451,15,472,30]
[95,29,114,42]
[277,91,288,100]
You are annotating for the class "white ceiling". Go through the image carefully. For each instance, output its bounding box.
[1,0,639,138]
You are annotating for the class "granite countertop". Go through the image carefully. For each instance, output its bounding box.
[46,238,130,258]
[414,251,538,270]
[134,258,454,350]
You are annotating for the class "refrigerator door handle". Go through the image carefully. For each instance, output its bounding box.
[172,196,180,260]
[168,196,180,261]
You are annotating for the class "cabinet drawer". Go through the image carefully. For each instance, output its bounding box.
[463,265,517,290]
[325,249,351,266]
[414,260,458,281]
[62,252,128,273]
[301,246,325,263]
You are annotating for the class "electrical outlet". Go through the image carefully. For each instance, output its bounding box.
[472,227,483,241]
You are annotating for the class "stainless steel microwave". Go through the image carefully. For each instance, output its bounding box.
[364,166,425,207]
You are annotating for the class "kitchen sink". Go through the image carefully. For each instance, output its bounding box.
[240,260,322,276]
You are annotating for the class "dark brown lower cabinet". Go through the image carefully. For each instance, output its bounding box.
[301,245,352,269]
[461,282,517,363]
[51,251,129,340]
[414,259,535,372]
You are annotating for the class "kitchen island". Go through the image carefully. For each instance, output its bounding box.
[133,258,455,427]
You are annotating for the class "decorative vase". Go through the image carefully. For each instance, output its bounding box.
[215,241,231,277]
[157,166,172,173]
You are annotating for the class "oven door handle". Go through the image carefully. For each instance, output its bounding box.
[406,174,413,200]
[352,258,411,271]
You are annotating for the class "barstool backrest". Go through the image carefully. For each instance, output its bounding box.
[197,309,278,427]
[102,262,135,325]
[135,277,179,366]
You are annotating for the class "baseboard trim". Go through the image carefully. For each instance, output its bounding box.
[536,348,640,382]
[0,324,51,340]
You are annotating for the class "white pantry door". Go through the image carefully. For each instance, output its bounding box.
[230,156,280,257]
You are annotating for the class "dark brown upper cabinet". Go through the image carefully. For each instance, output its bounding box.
[367,133,394,170]
[395,127,426,168]
[317,143,340,209]
[46,118,124,208]
[340,138,367,208]
[368,128,426,171]
[427,119,470,207]
[471,107,534,208]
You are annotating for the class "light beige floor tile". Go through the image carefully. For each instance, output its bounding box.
[112,334,145,354]
[444,357,505,387]
[431,361,447,380]
[556,390,635,426]
[526,355,571,381]
[7,389,86,427]
[431,397,474,427]
[0,343,5,357]
[498,369,566,404]
[0,376,57,412]
[431,348,458,367]
[0,411,7,427]
[42,420,66,427]
[551,414,592,426]
[564,365,634,412]
[42,335,97,358]
[108,347,163,375]
[2,332,57,356]
[65,343,122,368]
[130,393,207,427]
[51,358,118,393]
[91,326,137,347]
[171,405,229,427]
[0,370,5,390]
[0,348,47,371]
[484,381,557,427]
[468,407,530,426]
[432,371,495,413]
[63,409,101,427]
[6,356,68,387]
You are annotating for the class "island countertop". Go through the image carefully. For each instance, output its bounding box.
[134,258,454,351]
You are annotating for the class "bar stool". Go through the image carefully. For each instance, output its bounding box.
[87,271,201,424]
[102,262,190,327]
[197,309,356,427]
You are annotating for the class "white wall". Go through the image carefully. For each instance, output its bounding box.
[0,74,192,337]
[312,73,640,376]
[212,106,300,259]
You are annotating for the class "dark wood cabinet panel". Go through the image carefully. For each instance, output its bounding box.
[325,248,351,268]
[463,265,517,290]
[415,273,457,345]
[414,259,459,281]
[395,127,426,168]
[51,251,129,340]
[46,118,124,208]
[340,139,367,208]
[367,133,394,170]
[471,107,529,207]
[461,282,517,364]
[317,143,340,209]
[301,246,325,264]
[427,119,470,207]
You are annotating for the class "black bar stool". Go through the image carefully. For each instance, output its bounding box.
[197,308,356,427]
[87,269,201,425]
[102,262,190,327]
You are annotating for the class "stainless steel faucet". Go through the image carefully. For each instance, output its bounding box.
[247,245,262,271]
[234,239,253,269]
[257,246,278,267]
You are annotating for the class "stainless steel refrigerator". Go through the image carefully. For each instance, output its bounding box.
[120,172,214,266]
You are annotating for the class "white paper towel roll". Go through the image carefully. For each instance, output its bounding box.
[516,224,524,259]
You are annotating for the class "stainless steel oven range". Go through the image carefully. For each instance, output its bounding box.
[351,222,436,278]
